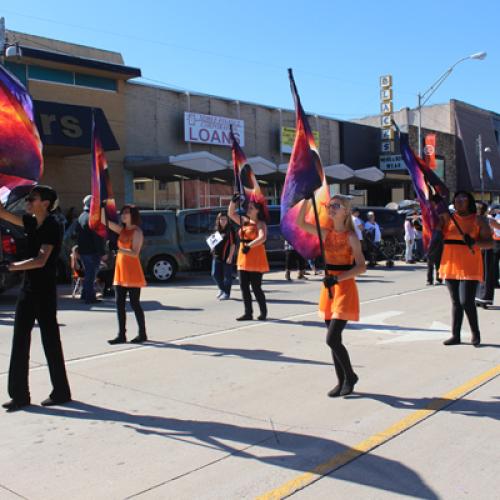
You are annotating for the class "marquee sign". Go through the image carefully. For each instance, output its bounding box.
[184,112,244,147]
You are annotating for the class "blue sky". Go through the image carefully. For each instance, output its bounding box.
[3,0,498,119]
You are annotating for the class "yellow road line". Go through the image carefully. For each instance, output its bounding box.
[256,364,500,500]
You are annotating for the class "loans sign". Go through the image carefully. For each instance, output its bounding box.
[184,112,245,147]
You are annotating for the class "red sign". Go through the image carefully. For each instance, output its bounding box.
[424,133,436,169]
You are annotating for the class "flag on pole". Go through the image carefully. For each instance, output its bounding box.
[280,69,330,259]
[0,64,43,204]
[229,125,267,215]
[399,131,449,250]
[89,110,118,237]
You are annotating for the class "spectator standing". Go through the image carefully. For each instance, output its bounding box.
[364,211,381,267]
[210,213,236,300]
[75,195,105,304]
[284,240,306,280]
[475,202,495,308]
[413,217,424,261]
[404,214,416,263]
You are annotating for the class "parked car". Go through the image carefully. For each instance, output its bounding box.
[356,207,405,241]
[176,205,285,268]
[0,219,26,294]
[62,210,191,284]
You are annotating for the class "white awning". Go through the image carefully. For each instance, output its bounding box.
[354,166,385,182]
[169,151,229,173]
[324,163,355,181]
[246,156,277,176]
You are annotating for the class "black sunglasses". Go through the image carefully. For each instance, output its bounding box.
[25,195,39,202]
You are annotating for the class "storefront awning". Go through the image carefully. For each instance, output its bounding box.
[246,156,277,176]
[354,166,385,182]
[169,151,229,173]
[324,163,356,181]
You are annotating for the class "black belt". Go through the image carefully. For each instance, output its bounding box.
[443,239,466,246]
[326,264,354,271]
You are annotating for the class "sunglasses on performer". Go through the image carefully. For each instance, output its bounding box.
[328,203,343,210]
[25,195,39,202]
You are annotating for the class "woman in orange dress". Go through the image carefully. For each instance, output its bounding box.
[228,194,270,321]
[298,195,366,397]
[105,205,147,345]
[438,191,492,347]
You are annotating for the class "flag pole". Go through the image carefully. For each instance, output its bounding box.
[310,195,332,299]
[230,124,243,229]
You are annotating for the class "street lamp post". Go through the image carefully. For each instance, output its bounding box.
[416,52,487,157]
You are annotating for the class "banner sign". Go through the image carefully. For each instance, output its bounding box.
[424,133,436,168]
[281,126,320,154]
[184,112,244,147]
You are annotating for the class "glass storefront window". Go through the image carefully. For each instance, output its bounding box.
[4,61,27,85]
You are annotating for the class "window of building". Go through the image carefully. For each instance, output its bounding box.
[75,73,117,91]
[4,61,27,85]
[28,65,74,84]
[158,181,167,190]
[135,182,146,191]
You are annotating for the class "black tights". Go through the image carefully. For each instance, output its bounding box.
[116,286,146,337]
[325,319,356,385]
[445,279,480,339]
[239,271,267,317]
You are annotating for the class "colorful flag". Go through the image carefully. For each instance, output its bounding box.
[0,64,43,204]
[399,132,449,250]
[280,69,330,259]
[229,126,263,208]
[89,110,118,237]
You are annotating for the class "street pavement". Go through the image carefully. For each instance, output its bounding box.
[0,264,498,500]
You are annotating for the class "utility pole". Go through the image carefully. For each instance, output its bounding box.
[477,134,485,201]
[0,17,6,61]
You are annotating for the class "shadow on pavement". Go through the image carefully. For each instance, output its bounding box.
[56,299,202,313]
[25,401,439,499]
[347,393,500,421]
[143,341,330,366]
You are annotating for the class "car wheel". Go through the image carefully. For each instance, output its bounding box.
[148,256,177,283]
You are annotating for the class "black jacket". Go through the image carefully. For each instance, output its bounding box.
[75,211,105,256]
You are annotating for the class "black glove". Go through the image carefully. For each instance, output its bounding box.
[463,234,475,247]
[232,193,243,203]
[323,275,338,289]
[241,245,251,254]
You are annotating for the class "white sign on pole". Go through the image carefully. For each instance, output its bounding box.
[184,112,244,147]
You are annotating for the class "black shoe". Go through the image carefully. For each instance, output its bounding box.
[85,298,102,304]
[426,281,433,286]
[40,396,71,407]
[327,384,343,398]
[2,399,30,412]
[236,314,253,321]
[340,374,359,396]
[436,279,443,285]
[130,335,147,344]
[443,337,461,346]
[108,336,127,345]
[257,314,267,321]
[471,335,481,347]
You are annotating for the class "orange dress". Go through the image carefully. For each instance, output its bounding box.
[113,227,147,288]
[237,222,270,273]
[439,214,483,281]
[319,229,359,321]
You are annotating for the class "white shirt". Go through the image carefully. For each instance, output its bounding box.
[364,221,381,243]
[352,216,364,240]
[404,220,415,241]
[493,214,500,240]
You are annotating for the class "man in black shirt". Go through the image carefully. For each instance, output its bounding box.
[75,195,105,304]
[0,185,71,412]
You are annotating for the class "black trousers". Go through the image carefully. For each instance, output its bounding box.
[325,319,355,383]
[445,279,480,339]
[426,247,442,284]
[115,286,146,337]
[239,271,267,316]
[495,240,500,289]
[8,289,71,402]
[285,250,306,271]
[476,249,496,302]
